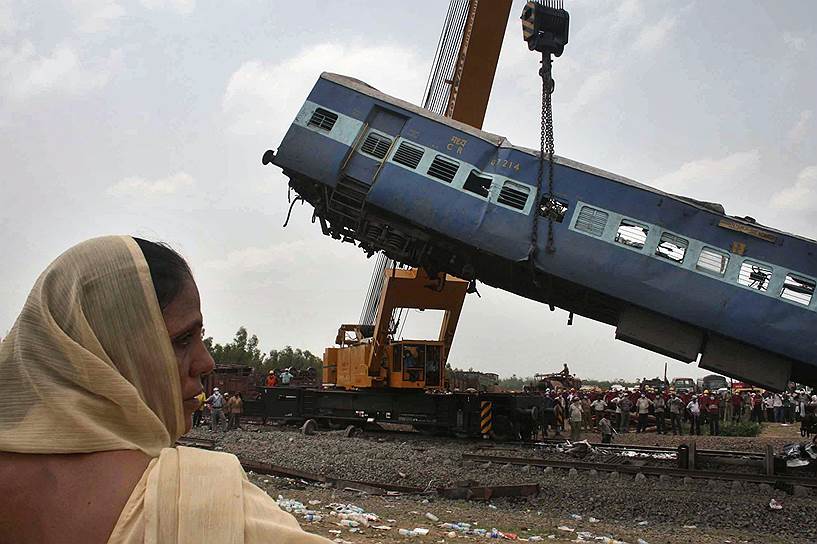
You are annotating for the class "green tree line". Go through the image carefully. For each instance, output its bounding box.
[203,326,322,374]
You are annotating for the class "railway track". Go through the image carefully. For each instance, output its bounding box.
[462,451,817,488]
[479,438,767,459]
[177,435,816,491]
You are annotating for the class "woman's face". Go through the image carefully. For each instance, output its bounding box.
[162,278,215,432]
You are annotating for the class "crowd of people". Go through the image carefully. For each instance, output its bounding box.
[541,386,817,440]
[192,387,245,432]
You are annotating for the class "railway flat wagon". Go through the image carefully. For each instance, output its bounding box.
[261,386,543,441]
[269,72,817,391]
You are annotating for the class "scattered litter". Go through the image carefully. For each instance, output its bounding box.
[328,530,341,535]
[488,504,498,510]
[637,521,649,526]
[399,471,408,478]
[399,528,417,537]
[426,513,440,522]
[557,526,574,532]
[570,514,582,521]
[415,528,430,536]
[308,500,322,506]
[637,539,650,544]
[682,525,697,529]
[588,517,600,523]
[447,531,457,538]
[528,537,543,542]
[769,498,783,510]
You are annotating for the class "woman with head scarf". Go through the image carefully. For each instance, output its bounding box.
[0,236,329,544]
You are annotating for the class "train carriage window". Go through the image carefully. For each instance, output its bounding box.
[615,219,649,249]
[738,260,772,291]
[359,131,392,160]
[696,247,729,275]
[655,232,688,263]
[463,170,492,198]
[307,108,338,131]
[392,141,424,169]
[497,181,530,210]
[780,273,815,305]
[427,155,459,183]
[539,196,568,222]
[574,206,608,236]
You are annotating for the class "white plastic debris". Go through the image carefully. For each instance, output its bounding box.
[557,526,575,532]
[399,528,417,537]
[488,504,497,509]
[769,498,783,510]
[637,539,650,544]
[528,536,543,542]
[414,528,430,536]
[682,525,697,529]
[570,514,583,520]
[426,513,440,522]
[588,517,600,523]
[447,531,457,538]
[372,525,393,530]
[308,500,322,506]
[637,520,649,526]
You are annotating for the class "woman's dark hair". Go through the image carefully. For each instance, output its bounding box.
[133,238,192,310]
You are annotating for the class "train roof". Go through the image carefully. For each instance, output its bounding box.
[322,72,816,246]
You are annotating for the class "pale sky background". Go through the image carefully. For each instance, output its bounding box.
[1,0,815,382]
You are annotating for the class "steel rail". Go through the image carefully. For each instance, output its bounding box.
[462,452,817,488]
[523,439,766,459]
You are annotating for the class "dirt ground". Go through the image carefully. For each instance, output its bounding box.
[251,475,805,544]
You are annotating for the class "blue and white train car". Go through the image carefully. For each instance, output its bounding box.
[268,72,817,391]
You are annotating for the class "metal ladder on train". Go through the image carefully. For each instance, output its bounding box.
[327,177,370,239]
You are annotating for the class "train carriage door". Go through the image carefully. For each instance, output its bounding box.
[343,106,408,187]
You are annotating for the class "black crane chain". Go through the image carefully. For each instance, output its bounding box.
[530,53,557,278]
[543,76,555,254]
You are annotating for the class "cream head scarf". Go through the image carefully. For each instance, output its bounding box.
[0,235,185,457]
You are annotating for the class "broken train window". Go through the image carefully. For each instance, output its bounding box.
[738,260,772,291]
[463,170,492,198]
[538,196,568,222]
[614,219,649,249]
[655,232,688,263]
[780,273,815,306]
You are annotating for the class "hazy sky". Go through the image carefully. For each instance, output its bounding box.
[2,1,815,382]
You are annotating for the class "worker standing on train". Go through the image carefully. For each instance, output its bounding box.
[266,370,278,387]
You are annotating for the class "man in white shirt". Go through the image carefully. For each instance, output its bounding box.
[686,395,701,435]
[635,394,653,433]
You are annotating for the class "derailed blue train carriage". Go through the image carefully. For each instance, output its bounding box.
[270,72,817,391]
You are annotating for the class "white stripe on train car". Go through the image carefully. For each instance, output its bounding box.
[290,101,817,311]
[569,201,817,311]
